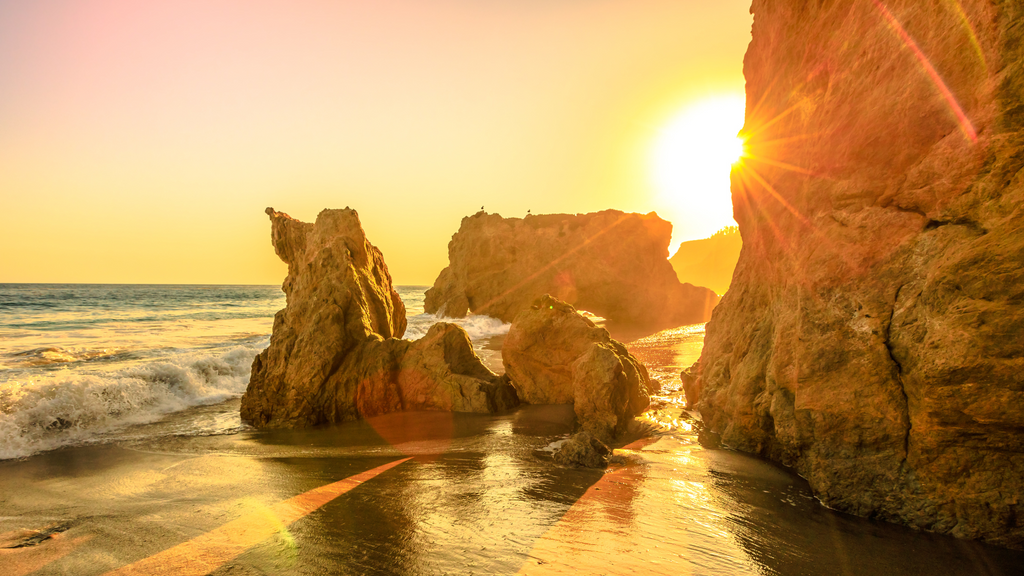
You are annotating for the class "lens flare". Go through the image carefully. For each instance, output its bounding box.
[941,0,987,75]
[650,95,746,240]
[102,458,412,576]
[871,0,978,142]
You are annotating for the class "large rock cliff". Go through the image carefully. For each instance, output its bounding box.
[424,211,719,329]
[241,208,517,428]
[698,1,1024,548]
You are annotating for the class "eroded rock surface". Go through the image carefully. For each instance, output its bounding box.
[697,1,1024,548]
[425,210,719,329]
[553,431,610,469]
[241,208,517,428]
[503,295,651,442]
[679,362,699,408]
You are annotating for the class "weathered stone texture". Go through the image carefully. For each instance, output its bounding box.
[503,295,652,442]
[241,208,517,428]
[425,210,719,329]
[554,431,611,469]
[697,0,1024,549]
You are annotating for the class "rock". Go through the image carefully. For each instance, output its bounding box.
[424,210,719,329]
[670,226,742,295]
[241,208,517,428]
[697,1,1024,549]
[679,362,699,408]
[553,431,610,469]
[572,343,648,442]
[503,295,652,442]
[502,296,606,405]
[356,323,521,417]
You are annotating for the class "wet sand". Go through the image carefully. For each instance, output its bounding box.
[2,327,1023,575]
[0,405,601,575]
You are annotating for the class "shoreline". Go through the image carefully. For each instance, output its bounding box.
[0,317,703,464]
[5,298,1023,572]
[4,404,1023,575]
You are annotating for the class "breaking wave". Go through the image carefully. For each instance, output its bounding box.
[0,341,265,460]
[404,313,511,342]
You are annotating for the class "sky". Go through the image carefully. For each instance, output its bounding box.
[0,0,753,285]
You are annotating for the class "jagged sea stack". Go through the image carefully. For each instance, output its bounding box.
[241,208,517,428]
[424,210,719,329]
[696,1,1024,548]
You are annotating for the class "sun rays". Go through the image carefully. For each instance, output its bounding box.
[649,95,746,239]
[729,0,983,241]
[718,0,987,311]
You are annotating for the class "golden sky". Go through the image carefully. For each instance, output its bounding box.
[0,0,752,285]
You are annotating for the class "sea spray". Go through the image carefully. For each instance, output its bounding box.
[0,342,264,460]
[0,284,505,460]
[404,313,510,342]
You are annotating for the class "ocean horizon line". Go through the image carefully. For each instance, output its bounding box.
[0,282,433,288]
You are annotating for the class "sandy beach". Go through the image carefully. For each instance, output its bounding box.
[3,327,1023,575]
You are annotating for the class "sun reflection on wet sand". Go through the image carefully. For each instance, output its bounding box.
[101,457,411,576]
[364,410,456,464]
[625,323,706,391]
[517,437,758,576]
[0,399,1021,574]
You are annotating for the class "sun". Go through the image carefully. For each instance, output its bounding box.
[649,94,746,241]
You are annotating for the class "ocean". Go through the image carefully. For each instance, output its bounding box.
[3,285,1021,575]
[0,284,510,460]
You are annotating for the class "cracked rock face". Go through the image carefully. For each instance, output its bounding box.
[696,0,1024,548]
[503,295,652,442]
[241,208,518,428]
[424,210,719,329]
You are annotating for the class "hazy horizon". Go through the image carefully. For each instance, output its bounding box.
[1,0,752,285]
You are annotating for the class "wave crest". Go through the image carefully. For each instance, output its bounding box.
[0,343,263,460]
[404,313,510,342]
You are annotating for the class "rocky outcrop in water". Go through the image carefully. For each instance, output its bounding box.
[697,0,1024,548]
[424,210,719,329]
[241,208,518,428]
[503,295,651,442]
[554,431,611,469]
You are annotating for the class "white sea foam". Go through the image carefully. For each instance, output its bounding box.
[404,313,511,342]
[0,342,265,460]
[539,438,569,453]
